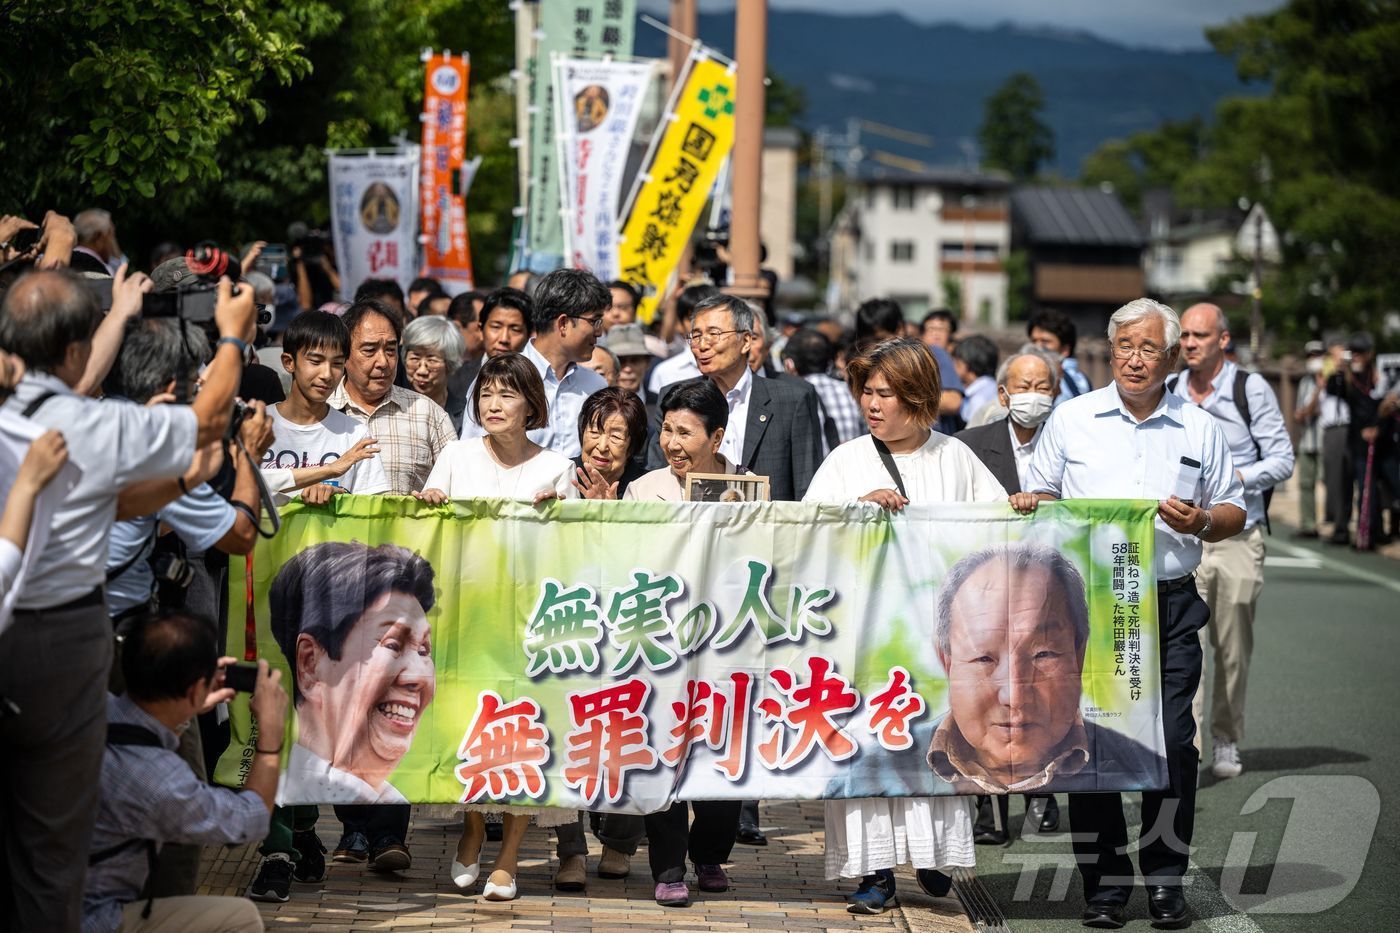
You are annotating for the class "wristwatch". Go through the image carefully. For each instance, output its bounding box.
[1196,508,1214,539]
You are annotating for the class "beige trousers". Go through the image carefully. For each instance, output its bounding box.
[1192,525,1266,749]
[119,896,263,932]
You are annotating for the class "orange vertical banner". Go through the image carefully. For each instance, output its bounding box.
[420,53,474,291]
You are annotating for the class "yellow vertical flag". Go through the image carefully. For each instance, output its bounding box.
[616,57,737,324]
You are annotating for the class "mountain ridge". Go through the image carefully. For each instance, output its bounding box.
[634,10,1255,175]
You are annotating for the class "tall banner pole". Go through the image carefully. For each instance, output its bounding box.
[511,0,538,271]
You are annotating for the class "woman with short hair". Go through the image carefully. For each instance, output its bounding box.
[624,380,739,502]
[572,387,650,499]
[401,315,468,433]
[415,352,577,900]
[804,338,1006,914]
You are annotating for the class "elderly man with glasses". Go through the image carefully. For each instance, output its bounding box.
[1011,298,1246,930]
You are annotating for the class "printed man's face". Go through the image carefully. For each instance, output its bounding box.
[939,561,1084,783]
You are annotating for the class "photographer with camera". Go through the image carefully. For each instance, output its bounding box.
[83,611,286,933]
[0,266,256,933]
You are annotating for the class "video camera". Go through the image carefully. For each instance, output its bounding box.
[288,221,331,261]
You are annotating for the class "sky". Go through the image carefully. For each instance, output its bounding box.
[638,0,1285,51]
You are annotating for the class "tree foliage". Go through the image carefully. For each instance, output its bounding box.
[1080,0,1400,344]
[978,72,1054,181]
[0,0,518,277]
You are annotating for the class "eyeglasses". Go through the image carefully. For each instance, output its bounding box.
[572,314,604,333]
[687,329,743,346]
[1112,343,1168,362]
[404,351,446,369]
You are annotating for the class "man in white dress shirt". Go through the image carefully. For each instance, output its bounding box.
[461,269,609,459]
[1173,303,1293,781]
[1013,298,1246,930]
[0,268,256,933]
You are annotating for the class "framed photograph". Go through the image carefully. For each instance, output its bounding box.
[685,472,771,503]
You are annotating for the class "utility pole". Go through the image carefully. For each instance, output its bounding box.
[667,0,696,91]
[727,0,768,301]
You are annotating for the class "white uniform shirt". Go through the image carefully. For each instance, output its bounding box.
[646,347,701,399]
[1171,362,1293,530]
[4,374,196,609]
[1008,419,1042,490]
[1025,384,1245,580]
[716,367,754,467]
[458,341,607,459]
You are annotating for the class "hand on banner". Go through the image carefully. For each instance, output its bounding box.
[412,488,450,505]
[532,489,560,507]
[572,463,619,500]
[859,488,909,512]
[303,482,345,506]
[1009,492,1042,514]
[201,657,240,713]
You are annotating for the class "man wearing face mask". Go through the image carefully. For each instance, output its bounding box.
[955,346,1062,844]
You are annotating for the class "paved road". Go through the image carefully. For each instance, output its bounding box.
[968,525,1400,931]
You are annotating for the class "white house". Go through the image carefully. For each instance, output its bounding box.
[829,168,1012,326]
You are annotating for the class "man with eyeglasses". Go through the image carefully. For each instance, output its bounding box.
[1010,298,1246,930]
[462,268,609,458]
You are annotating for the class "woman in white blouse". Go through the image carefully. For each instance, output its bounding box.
[416,352,577,901]
[803,338,1006,914]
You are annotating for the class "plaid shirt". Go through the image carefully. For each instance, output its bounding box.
[805,372,867,456]
[83,696,268,933]
[328,384,457,495]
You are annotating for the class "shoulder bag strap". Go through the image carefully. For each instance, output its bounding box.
[870,437,908,499]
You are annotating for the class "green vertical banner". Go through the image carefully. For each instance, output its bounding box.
[525,0,637,268]
[215,498,1165,811]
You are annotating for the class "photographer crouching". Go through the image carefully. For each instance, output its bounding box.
[83,611,287,933]
[0,264,256,932]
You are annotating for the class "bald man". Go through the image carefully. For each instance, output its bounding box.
[1171,303,1293,780]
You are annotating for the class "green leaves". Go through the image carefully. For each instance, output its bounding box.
[978,72,1055,181]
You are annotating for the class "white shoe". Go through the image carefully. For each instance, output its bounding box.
[1212,740,1243,779]
[450,858,480,890]
[482,869,518,901]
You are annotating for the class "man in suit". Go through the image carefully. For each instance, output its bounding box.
[652,294,823,502]
[956,347,1061,843]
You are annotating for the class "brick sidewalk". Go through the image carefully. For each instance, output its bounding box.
[198,802,973,932]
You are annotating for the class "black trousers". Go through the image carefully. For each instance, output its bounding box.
[1069,578,1208,905]
[0,591,112,933]
[644,801,742,883]
[334,804,411,847]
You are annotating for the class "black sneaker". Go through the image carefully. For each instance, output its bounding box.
[248,853,294,902]
[292,830,327,884]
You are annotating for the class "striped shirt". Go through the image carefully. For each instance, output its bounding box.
[804,372,867,456]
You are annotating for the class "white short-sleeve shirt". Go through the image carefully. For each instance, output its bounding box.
[1025,384,1245,579]
[803,432,1007,505]
[423,437,577,501]
[4,374,197,609]
[260,405,391,505]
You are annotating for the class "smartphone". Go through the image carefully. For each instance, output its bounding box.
[223,661,259,693]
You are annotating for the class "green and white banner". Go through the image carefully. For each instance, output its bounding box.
[216,498,1166,811]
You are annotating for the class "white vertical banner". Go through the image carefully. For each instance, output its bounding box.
[328,147,421,302]
[555,57,656,279]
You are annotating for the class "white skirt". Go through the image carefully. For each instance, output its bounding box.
[824,796,977,880]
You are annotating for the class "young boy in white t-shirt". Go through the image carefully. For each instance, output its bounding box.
[248,310,392,902]
[259,311,390,505]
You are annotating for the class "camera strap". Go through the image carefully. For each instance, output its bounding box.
[233,432,281,539]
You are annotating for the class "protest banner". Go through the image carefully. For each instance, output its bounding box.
[525,0,636,269]
[419,52,474,293]
[555,57,655,279]
[216,497,1167,812]
[616,54,737,324]
[328,148,420,301]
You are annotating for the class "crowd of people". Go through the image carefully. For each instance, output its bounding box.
[0,206,1396,933]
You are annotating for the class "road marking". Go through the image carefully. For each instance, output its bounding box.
[1272,541,1400,594]
[1264,555,1322,569]
[1190,857,1267,933]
